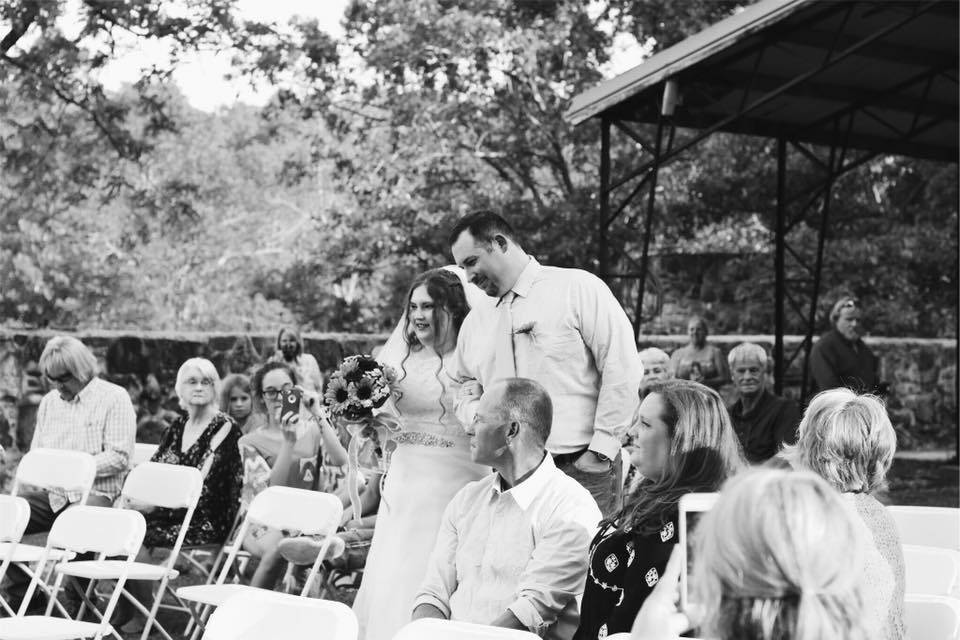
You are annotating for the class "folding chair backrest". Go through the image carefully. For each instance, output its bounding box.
[888,506,960,550]
[904,594,960,640]
[48,506,146,557]
[903,544,960,597]
[202,591,358,640]
[122,462,203,510]
[393,619,540,639]
[246,486,343,534]
[12,448,97,500]
[133,442,160,466]
[0,495,30,543]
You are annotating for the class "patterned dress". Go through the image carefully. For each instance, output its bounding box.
[144,412,243,548]
[574,514,678,640]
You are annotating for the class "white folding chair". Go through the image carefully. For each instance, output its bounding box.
[131,443,159,467]
[888,506,960,550]
[0,495,31,616]
[393,619,540,639]
[903,544,960,597]
[904,594,960,640]
[201,590,357,640]
[0,506,146,640]
[176,486,343,639]
[3,449,97,610]
[56,462,204,640]
[10,448,98,504]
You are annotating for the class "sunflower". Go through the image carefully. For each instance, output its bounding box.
[324,376,351,415]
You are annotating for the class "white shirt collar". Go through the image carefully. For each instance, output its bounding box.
[501,256,541,301]
[492,452,555,510]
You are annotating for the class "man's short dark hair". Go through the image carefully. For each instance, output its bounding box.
[500,377,552,447]
[448,210,516,247]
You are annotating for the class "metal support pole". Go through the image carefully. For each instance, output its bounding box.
[774,137,787,394]
[800,144,838,401]
[634,113,665,341]
[599,117,611,281]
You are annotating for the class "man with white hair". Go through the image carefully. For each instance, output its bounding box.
[726,343,799,464]
[638,347,671,391]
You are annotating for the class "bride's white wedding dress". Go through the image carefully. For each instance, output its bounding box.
[353,346,488,640]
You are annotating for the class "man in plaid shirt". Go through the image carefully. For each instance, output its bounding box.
[4,335,135,611]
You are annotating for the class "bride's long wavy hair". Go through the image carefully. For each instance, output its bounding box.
[396,268,470,421]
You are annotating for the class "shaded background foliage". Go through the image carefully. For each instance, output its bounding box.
[0,0,955,338]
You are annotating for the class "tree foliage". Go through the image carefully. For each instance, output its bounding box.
[0,0,955,338]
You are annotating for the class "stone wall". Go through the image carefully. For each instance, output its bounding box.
[0,329,955,456]
[640,334,957,451]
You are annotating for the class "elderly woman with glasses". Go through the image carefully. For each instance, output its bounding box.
[809,296,881,395]
[115,357,243,631]
[781,388,905,640]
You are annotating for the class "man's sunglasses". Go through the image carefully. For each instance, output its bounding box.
[46,372,73,384]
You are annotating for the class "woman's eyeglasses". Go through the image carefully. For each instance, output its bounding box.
[262,385,294,400]
[183,378,213,387]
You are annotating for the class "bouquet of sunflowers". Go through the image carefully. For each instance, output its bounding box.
[324,354,399,521]
[324,355,396,420]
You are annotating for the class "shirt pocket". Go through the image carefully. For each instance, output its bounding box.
[529,329,582,376]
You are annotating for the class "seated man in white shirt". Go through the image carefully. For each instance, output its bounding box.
[412,378,602,639]
[3,335,136,611]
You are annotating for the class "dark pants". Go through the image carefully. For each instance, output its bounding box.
[2,491,111,612]
[553,450,623,519]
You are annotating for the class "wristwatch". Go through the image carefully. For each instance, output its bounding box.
[592,451,611,463]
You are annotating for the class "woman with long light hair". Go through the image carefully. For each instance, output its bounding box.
[574,379,744,639]
[631,469,870,640]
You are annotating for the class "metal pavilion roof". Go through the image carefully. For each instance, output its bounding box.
[566,0,958,162]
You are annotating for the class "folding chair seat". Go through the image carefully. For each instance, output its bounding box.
[0,495,31,616]
[201,590,357,640]
[176,486,343,639]
[903,544,960,597]
[393,618,540,639]
[888,505,960,550]
[904,594,960,640]
[0,506,146,640]
[2,449,97,611]
[55,462,203,640]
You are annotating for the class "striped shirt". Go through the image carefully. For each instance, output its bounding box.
[32,377,136,510]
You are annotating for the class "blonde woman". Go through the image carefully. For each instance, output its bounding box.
[631,469,871,640]
[574,379,744,639]
[783,389,905,639]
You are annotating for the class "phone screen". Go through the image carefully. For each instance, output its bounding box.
[679,492,718,632]
[683,509,704,609]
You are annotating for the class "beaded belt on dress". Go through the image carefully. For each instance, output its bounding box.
[392,431,456,448]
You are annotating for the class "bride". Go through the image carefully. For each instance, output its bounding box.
[352,267,490,640]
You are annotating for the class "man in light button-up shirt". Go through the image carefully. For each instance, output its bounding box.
[450,211,643,516]
[4,336,135,612]
[413,378,601,638]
